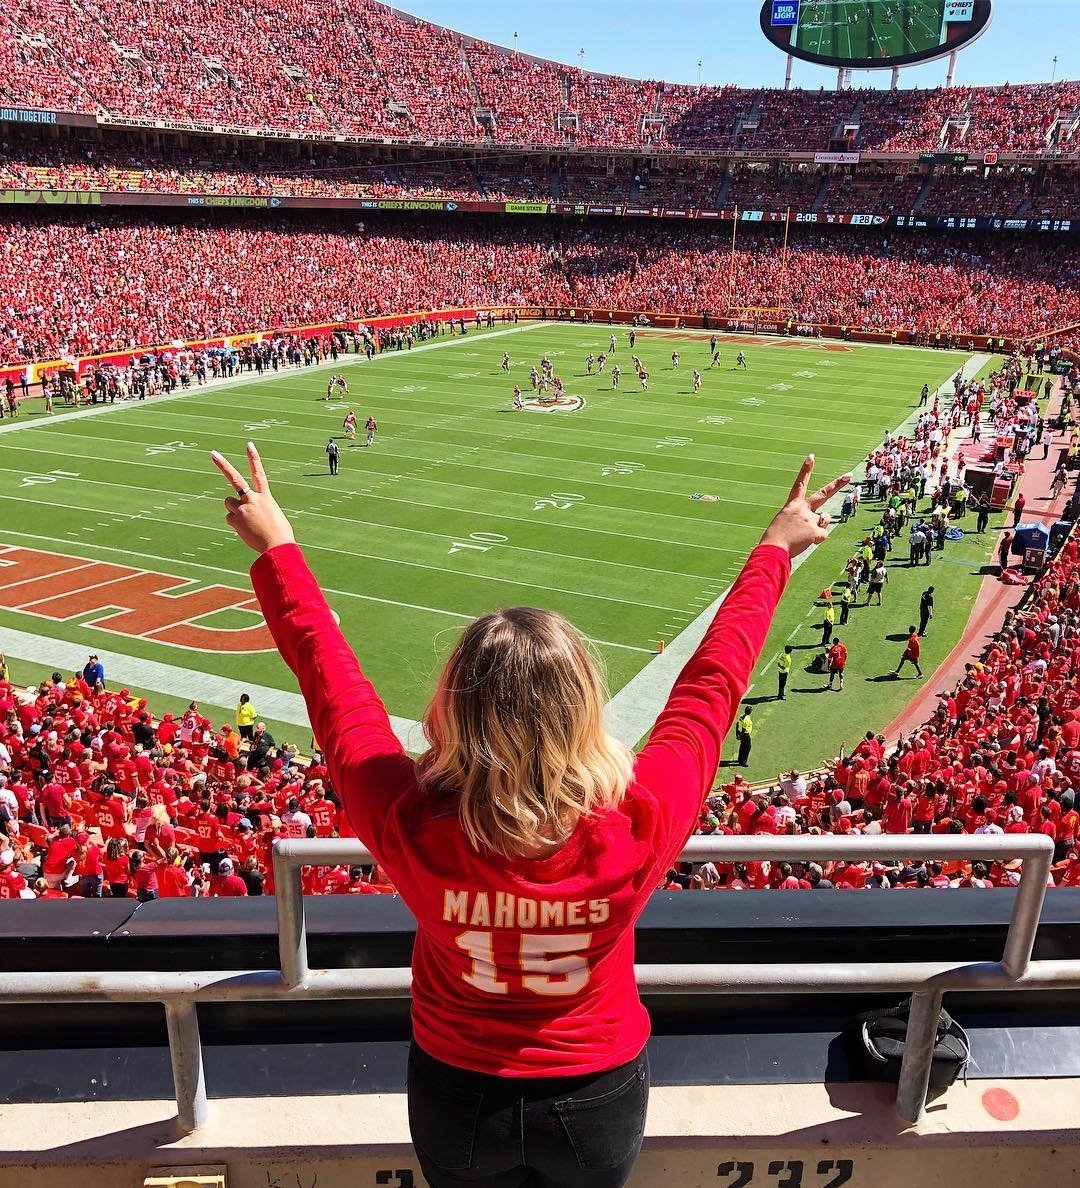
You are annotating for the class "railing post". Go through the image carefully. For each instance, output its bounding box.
[895,989,943,1125]
[1001,837,1053,978]
[164,998,208,1133]
[274,842,309,988]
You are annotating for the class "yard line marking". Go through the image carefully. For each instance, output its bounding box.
[0,452,752,559]
[22,421,803,505]
[0,526,654,662]
[0,527,477,622]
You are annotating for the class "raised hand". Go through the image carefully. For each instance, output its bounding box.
[759,454,852,560]
[210,442,296,555]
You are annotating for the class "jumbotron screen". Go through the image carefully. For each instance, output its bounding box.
[760,0,993,69]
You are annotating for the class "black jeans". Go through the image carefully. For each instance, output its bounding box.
[407,1042,649,1188]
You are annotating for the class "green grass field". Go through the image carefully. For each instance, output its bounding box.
[794,0,947,62]
[0,323,998,777]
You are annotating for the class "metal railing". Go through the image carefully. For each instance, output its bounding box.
[0,833,1073,1137]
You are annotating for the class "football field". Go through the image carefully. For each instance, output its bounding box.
[0,324,995,777]
[794,1,947,61]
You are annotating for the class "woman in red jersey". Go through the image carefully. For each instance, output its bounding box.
[211,441,846,1188]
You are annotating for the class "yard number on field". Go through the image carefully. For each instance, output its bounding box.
[601,461,645,477]
[448,531,508,555]
[20,468,79,488]
[145,440,197,456]
[243,418,289,432]
[533,491,586,512]
[655,436,693,450]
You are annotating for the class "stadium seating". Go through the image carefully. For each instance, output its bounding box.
[3,210,1080,363]
[2,0,1079,152]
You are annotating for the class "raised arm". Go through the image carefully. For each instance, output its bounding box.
[211,444,414,850]
[636,455,850,843]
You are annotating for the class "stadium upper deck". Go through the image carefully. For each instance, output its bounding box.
[1,0,1078,154]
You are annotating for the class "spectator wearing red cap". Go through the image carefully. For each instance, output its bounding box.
[157,713,179,747]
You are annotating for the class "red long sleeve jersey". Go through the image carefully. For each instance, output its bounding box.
[251,542,790,1077]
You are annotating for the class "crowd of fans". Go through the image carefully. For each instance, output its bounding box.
[3,210,1080,365]
[670,365,1080,892]
[3,135,1075,222]
[1,0,1079,151]
[0,656,400,899]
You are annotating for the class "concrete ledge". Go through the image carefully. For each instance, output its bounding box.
[1,1079,1078,1188]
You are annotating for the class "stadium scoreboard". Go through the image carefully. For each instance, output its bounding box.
[761,0,993,69]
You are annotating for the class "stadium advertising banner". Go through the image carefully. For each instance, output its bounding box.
[0,187,1073,232]
[0,106,57,124]
[0,189,102,205]
[760,0,993,69]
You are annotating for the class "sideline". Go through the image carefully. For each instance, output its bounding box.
[603,352,990,748]
[0,322,538,439]
[0,623,429,751]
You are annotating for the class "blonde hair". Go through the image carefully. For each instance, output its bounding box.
[416,607,634,858]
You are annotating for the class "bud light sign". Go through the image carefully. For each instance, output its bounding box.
[771,0,799,25]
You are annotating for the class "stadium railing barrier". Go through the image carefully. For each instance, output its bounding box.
[0,834,1068,1135]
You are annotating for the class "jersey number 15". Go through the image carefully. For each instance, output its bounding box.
[455,931,592,997]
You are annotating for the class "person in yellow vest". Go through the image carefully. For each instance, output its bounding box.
[236,693,257,742]
[776,646,793,701]
[822,600,836,646]
[735,706,754,767]
[839,584,854,625]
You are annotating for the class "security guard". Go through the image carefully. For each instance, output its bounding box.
[839,583,854,625]
[735,706,754,767]
[776,647,793,701]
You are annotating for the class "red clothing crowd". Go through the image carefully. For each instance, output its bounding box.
[1,0,1076,155]
[0,674,396,901]
[3,210,1079,366]
[5,533,1080,903]
[681,532,1080,893]
[6,138,1072,220]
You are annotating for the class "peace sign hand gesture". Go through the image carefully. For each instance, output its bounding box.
[210,442,296,555]
[759,454,851,560]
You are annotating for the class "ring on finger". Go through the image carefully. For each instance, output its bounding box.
[818,513,830,528]
[236,486,250,497]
